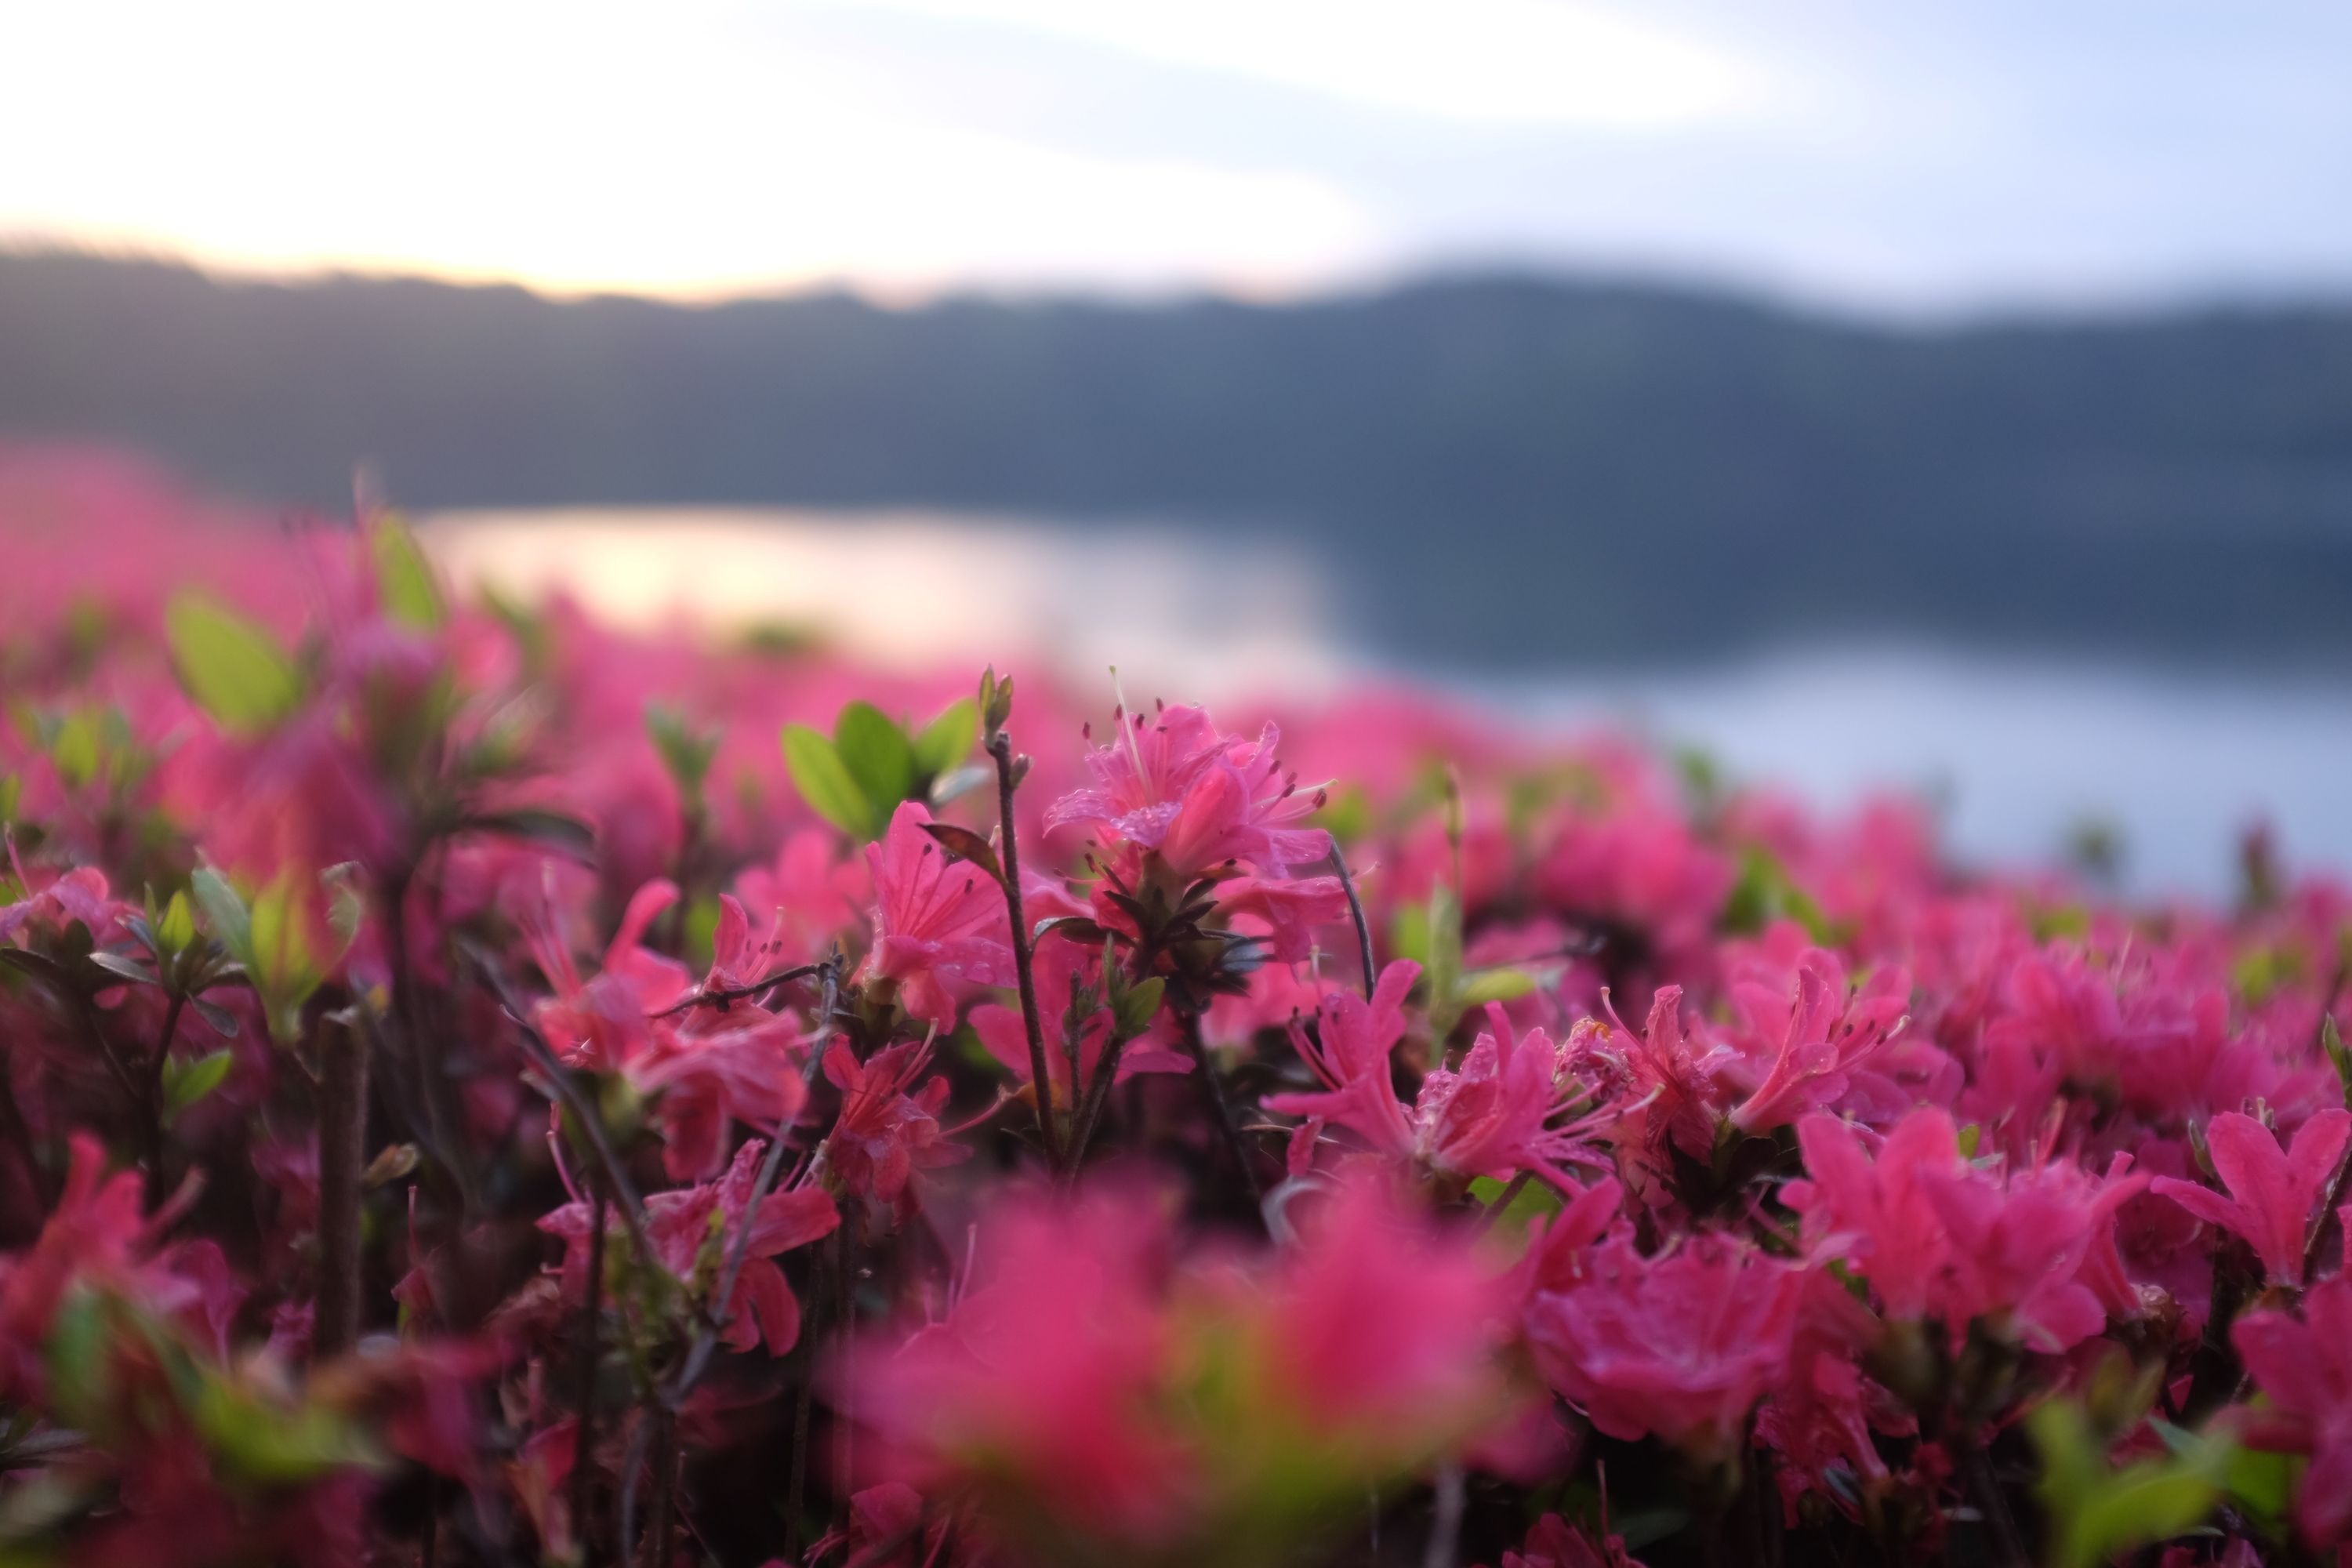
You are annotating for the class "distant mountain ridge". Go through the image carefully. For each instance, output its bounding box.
[4,249,2351,670]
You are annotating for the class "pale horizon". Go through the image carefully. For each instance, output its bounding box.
[9,1,2351,316]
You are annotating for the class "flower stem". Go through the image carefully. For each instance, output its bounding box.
[573,1186,609,1568]
[988,733,1061,1170]
[1179,1008,1262,1209]
[314,1013,369,1359]
[1329,840,1375,1001]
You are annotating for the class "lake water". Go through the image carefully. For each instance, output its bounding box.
[422,507,2352,898]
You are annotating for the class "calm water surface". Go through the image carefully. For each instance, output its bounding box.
[423,507,2352,898]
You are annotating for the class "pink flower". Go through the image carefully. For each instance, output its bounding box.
[530,880,804,1181]
[844,1185,1190,1543]
[1501,1512,1646,1568]
[1045,703,1329,878]
[969,931,1192,1100]
[1269,966,1610,1192]
[822,1039,969,1214]
[1787,1109,2144,1352]
[2152,1109,2352,1287]
[1523,1229,1804,1463]
[1718,929,1912,1134]
[1251,1177,1514,1437]
[539,1140,837,1355]
[2234,1273,2352,1542]
[862,800,1014,1027]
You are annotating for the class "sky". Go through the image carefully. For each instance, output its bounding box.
[6,0,2350,313]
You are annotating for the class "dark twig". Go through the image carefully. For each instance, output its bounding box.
[313,1014,369,1359]
[648,965,823,1019]
[1964,1446,2028,1568]
[1329,840,1376,1001]
[572,1186,609,1568]
[1179,1009,1262,1207]
[988,732,1062,1169]
[462,941,654,1258]
[1063,1029,1134,1174]
[663,956,843,1406]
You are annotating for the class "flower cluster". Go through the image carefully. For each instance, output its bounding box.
[0,450,2345,1566]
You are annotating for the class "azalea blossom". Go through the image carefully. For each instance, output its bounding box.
[539,1139,837,1355]
[862,800,1015,1027]
[2151,1109,2352,1287]
[1045,702,1330,878]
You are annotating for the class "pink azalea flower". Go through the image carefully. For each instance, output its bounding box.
[970,931,1192,1099]
[2152,1109,2352,1287]
[844,1185,1192,1544]
[822,1039,970,1215]
[1499,1512,1646,1568]
[1045,703,1329,878]
[531,880,804,1181]
[1270,967,1612,1192]
[862,800,1014,1028]
[1717,928,1913,1134]
[1251,1176,1513,1436]
[1787,1109,2145,1352]
[2233,1272,2352,1543]
[1523,1229,1804,1464]
[539,1139,837,1355]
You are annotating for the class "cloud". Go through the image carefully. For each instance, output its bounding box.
[842,0,1765,127]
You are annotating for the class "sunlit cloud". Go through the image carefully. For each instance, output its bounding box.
[0,0,1368,296]
[839,0,1766,127]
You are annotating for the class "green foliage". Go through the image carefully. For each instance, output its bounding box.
[367,514,446,630]
[782,722,876,838]
[784,697,982,840]
[1721,844,1839,943]
[833,700,917,812]
[164,593,302,737]
[2030,1398,2224,1568]
[915,696,978,778]
[191,863,363,1045]
[162,1050,233,1123]
[645,703,720,803]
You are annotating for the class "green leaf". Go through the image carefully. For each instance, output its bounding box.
[162,1050,234,1120]
[1459,967,1537,1007]
[165,594,302,737]
[2032,1400,2223,1568]
[645,703,719,800]
[833,701,916,814]
[190,866,253,967]
[782,723,875,837]
[50,709,102,789]
[158,889,195,954]
[913,697,978,779]
[368,516,446,630]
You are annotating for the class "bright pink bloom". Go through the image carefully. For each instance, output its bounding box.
[1208,871,1350,964]
[970,931,1191,1098]
[539,1139,837,1355]
[2234,1274,2352,1542]
[530,880,804,1180]
[1270,969,1610,1192]
[845,1185,1189,1543]
[862,800,1014,1027]
[2152,1109,2351,1287]
[1718,929,1912,1133]
[1251,1177,1513,1435]
[1045,703,1330,877]
[1787,1109,2145,1351]
[1523,1230,1803,1463]
[822,1039,969,1214]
